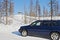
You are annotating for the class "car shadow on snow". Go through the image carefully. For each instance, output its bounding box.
[12,31,21,36]
[12,31,51,40]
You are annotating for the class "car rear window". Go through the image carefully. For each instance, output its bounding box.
[52,22,60,26]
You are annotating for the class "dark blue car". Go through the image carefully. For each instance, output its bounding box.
[19,20,60,40]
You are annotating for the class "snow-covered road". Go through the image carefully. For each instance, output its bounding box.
[0,33,18,40]
[0,32,49,40]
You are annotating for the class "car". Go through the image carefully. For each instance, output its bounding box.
[18,20,60,40]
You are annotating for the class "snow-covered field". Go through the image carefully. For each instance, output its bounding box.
[0,14,60,40]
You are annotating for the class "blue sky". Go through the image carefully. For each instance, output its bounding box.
[14,0,60,14]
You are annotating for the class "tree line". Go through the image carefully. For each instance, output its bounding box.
[24,0,60,24]
[0,0,14,25]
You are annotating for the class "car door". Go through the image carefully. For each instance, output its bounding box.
[32,21,41,35]
[29,21,41,35]
[37,22,52,36]
[27,21,39,35]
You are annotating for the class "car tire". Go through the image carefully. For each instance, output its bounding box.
[21,30,27,37]
[50,32,59,40]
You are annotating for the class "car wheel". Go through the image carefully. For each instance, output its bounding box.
[21,30,27,37]
[50,32,59,40]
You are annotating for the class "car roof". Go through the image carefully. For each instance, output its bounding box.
[35,20,60,22]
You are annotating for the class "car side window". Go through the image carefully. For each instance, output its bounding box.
[36,22,41,26]
[44,22,51,26]
[40,22,51,26]
[31,21,40,26]
[31,22,36,26]
[31,21,41,26]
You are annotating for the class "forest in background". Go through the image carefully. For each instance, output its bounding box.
[0,0,60,24]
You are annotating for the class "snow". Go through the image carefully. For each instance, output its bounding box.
[0,14,60,40]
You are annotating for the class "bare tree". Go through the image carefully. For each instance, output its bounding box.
[3,0,14,25]
[0,1,5,23]
[30,0,33,16]
[45,9,48,17]
[49,0,57,20]
[58,5,60,16]
[0,0,14,24]
[43,6,45,17]
[3,0,8,24]
[9,0,14,18]
[38,3,40,19]
[29,0,33,22]
[54,0,59,16]
[24,0,27,24]
[43,7,48,17]
[0,1,2,23]
[36,0,41,20]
